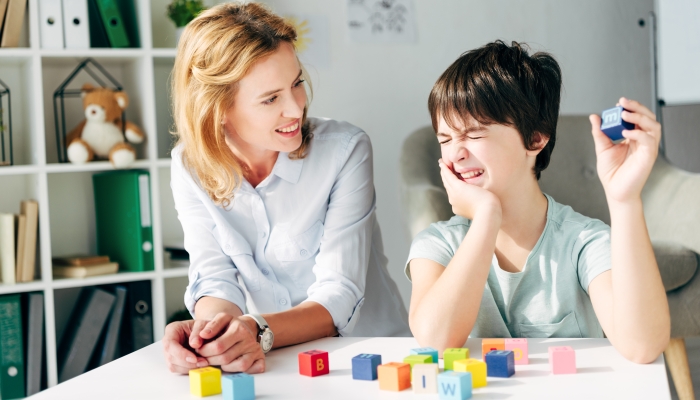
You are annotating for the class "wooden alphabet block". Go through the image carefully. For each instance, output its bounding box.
[189,366,222,397]
[403,354,433,377]
[410,346,439,363]
[298,349,329,377]
[222,373,254,400]
[351,353,382,380]
[443,348,469,371]
[453,359,487,388]
[549,346,576,374]
[484,350,515,378]
[438,371,472,400]
[377,362,411,391]
[504,338,529,365]
[481,339,505,360]
[412,363,439,394]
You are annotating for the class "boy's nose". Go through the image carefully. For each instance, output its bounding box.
[448,143,468,163]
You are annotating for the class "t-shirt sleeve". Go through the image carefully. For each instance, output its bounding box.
[573,219,612,293]
[405,220,466,281]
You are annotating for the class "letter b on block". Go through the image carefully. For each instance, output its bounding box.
[298,350,329,377]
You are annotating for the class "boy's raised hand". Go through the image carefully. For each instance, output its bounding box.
[439,159,502,221]
[589,97,661,203]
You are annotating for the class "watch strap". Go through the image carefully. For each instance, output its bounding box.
[244,313,269,333]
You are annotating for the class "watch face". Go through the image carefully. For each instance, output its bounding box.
[261,330,274,353]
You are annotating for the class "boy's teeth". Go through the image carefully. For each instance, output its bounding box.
[277,122,299,133]
[462,169,484,179]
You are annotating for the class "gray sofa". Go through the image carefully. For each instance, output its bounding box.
[399,116,699,400]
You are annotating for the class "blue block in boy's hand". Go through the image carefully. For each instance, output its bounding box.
[600,106,634,143]
[410,347,439,363]
[485,350,515,378]
[352,353,382,380]
[222,373,255,400]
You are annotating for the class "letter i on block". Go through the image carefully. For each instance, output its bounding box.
[412,363,439,394]
[505,338,528,365]
[222,373,254,400]
[189,367,222,397]
[443,348,469,371]
[549,346,576,374]
[453,359,487,388]
[438,371,472,400]
[410,347,439,363]
[377,362,411,391]
[298,350,329,377]
[481,339,505,360]
[352,354,382,380]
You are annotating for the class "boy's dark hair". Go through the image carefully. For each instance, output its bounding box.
[428,40,562,179]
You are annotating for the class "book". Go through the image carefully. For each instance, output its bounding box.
[52,262,118,278]
[87,0,109,47]
[23,292,44,396]
[0,0,9,41]
[17,200,38,282]
[57,287,115,383]
[0,294,25,399]
[0,0,27,48]
[93,0,129,48]
[93,170,154,273]
[119,280,152,355]
[38,0,65,49]
[62,0,90,49]
[14,213,26,281]
[52,255,110,266]
[95,285,126,366]
[0,213,15,285]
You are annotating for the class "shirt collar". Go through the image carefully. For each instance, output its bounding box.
[271,152,303,184]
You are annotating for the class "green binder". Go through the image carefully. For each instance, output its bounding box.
[0,294,25,400]
[94,0,130,48]
[93,170,154,272]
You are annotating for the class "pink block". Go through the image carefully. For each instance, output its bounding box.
[549,346,576,374]
[505,339,529,365]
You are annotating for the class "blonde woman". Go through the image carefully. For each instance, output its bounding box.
[162,2,409,374]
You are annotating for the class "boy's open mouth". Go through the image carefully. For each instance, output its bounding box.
[461,169,484,180]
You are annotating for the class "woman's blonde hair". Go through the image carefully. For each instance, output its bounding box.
[171,2,312,207]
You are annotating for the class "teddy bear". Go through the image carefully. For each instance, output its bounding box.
[66,83,145,169]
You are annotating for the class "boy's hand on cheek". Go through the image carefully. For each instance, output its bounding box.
[439,159,501,222]
[589,97,661,204]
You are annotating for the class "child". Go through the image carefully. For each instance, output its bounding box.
[406,40,670,363]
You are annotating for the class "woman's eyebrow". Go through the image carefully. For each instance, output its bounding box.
[257,70,303,99]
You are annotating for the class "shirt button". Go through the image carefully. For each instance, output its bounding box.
[225,244,231,251]
[261,232,267,238]
[279,299,287,305]
[300,249,308,257]
[262,269,269,275]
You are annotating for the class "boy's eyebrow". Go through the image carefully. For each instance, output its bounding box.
[435,125,486,137]
[257,70,303,99]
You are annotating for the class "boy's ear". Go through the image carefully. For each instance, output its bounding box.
[526,132,549,156]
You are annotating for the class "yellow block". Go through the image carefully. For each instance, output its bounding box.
[453,358,487,388]
[189,366,222,397]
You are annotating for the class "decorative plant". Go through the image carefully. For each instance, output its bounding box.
[166,0,206,28]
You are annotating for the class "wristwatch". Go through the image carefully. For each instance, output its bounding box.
[245,314,274,353]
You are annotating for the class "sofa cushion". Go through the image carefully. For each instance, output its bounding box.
[653,241,699,292]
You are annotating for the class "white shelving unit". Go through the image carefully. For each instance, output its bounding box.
[0,0,190,391]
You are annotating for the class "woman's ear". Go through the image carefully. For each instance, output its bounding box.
[526,132,550,156]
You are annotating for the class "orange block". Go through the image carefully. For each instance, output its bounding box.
[481,339,505,360]
[377,362,411,391]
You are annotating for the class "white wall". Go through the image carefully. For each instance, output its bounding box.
[258,0,654,309]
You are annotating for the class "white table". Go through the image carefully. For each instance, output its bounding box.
[29,337,671,399]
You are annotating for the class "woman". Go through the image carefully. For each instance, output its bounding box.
[162,2,409,375]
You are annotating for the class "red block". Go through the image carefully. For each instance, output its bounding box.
[298,350,329,377]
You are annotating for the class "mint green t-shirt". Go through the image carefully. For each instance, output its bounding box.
[406,194,611,339]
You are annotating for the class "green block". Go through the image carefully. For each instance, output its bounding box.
[403,354,432,378]
[444,348,469,371]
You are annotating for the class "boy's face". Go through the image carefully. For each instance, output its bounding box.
[436,114,541,197]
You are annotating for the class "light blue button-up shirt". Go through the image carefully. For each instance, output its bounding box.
[172,117,409,337]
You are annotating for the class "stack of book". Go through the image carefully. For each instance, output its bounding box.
[0,0,28,48]
[52,255,118,279]
[0,199,39,285]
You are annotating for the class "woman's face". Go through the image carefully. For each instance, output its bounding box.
[223,42,307,155]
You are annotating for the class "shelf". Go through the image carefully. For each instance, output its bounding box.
[151,49,177,58]
[40,49,147,59]
[51,270,158,290]
[0,164,41,176]
[0,280,46,295]
[162,267,188,279]
[44,160,152,174]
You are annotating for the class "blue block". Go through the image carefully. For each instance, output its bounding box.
[600,106,634,143]
[351,353,382,380]
[485,350,515,378]
[438,371,472,400]
[222,372,255,400]
[410,347,439,363]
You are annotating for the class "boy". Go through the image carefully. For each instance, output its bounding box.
[406,41,669,363]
